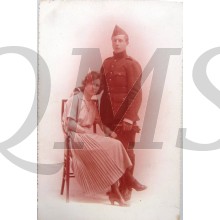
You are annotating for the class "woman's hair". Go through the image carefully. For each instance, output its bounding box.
[73,71,101,94]
[81,71,101,88]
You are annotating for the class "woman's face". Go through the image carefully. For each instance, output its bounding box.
[84,78,101,96]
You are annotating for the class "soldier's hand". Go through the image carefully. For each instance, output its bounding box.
[122,121,133,131]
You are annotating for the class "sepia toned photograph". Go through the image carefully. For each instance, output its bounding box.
[38,1,182,220]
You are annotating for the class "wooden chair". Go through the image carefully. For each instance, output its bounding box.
[60,98,98,202]
[60,99,74,202]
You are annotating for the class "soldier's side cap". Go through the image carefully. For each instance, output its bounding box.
[111,25,128,38]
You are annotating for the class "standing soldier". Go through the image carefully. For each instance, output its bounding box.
[100,25,147,201]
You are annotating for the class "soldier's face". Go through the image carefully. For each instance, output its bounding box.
[111,35,128,53]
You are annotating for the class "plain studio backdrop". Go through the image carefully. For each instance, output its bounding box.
[38,1,182,220]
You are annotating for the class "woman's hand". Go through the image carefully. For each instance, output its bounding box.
[75,124,86,133]
[110,131,117,139]
[103,126,117,138]
[67,118,85,133]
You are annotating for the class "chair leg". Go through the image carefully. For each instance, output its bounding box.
[60,159,66,195]
[66,153,70,202]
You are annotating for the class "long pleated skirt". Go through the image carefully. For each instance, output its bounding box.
[69,131,132,194]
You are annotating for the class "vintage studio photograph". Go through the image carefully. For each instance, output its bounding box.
[38,1,182,220]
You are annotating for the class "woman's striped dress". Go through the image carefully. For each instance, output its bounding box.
[63,93,132,194]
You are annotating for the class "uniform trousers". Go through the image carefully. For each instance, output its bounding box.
[114,126,137,190]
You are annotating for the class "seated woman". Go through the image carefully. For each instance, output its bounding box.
[62,71,146,206]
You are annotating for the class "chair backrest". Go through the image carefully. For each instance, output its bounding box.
[61,99,67,118]
[61,99,68,136]
[61,99,71,156]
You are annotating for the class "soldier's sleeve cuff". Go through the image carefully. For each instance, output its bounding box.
[123,118,133,124]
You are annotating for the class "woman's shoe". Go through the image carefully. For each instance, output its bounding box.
[128,179,147,191]
[121,188,132,201]
[109,192,129,207]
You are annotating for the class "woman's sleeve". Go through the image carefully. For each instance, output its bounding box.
[65,95,79,121]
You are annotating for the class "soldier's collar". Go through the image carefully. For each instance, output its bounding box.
[113,51,127,59]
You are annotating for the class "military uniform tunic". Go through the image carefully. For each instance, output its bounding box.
[100,51,142,130]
